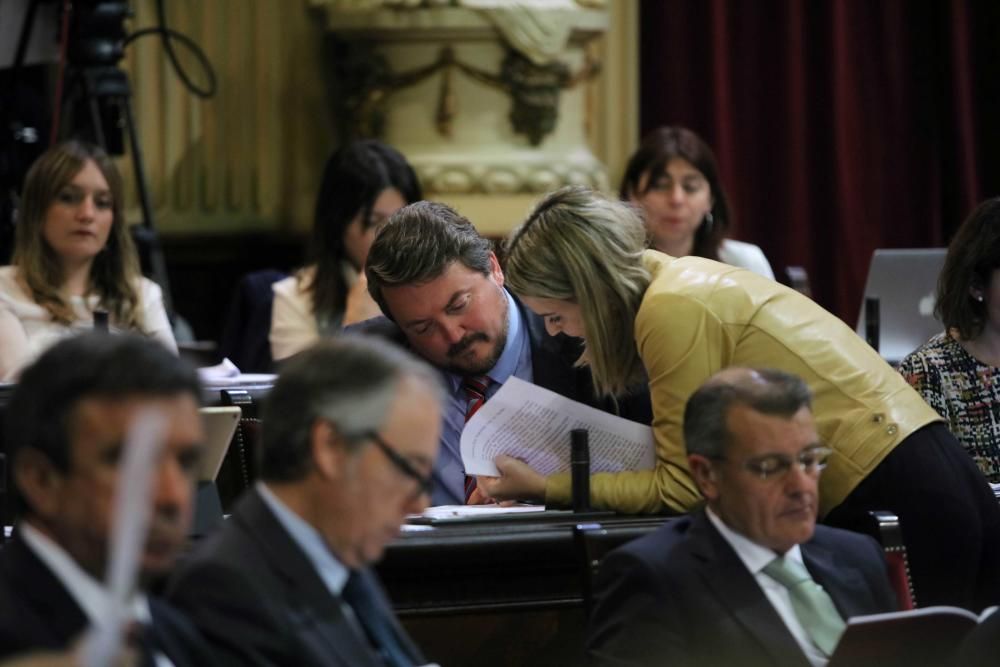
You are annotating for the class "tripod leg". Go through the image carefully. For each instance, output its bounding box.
[79,71,108,148]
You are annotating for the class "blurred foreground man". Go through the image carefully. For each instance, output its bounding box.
[168,337,442,667]
[0,333,214,664]
[587,368,897,667]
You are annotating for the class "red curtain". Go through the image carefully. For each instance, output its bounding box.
[639,0,1000,322]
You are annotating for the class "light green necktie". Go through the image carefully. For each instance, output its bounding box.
[762,555,846,656]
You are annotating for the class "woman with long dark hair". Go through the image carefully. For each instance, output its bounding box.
[270,140,421,361]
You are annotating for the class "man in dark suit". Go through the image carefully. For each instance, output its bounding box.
[168,337,441,667]
[587,368,897,667]
[359,200,652,505]
[0,333,214,665]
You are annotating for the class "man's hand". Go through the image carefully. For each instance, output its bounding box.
[476,455,546,503]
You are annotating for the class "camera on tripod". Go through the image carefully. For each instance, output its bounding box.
[62,0,133,154]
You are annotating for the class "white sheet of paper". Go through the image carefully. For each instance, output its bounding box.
[415,504,548,520]
[460,377,655,477]
[80,408,168,667]
[197,358,278,386]
[197,357,240,382]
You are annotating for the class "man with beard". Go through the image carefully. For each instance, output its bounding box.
[0,333,214,664]
[359,200,652,505]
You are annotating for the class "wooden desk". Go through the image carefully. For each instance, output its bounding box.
[379,513,667,667]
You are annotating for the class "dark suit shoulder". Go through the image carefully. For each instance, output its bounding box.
[603,516,695,571]
[811,523,882,550]
[588,518,706,666]
[167,496,308,666]
[807,524,897,614]
[0,532,88,657]
[343,316,407,346]
[167,491,396,667]
[148,598,219,666]
[809,524,889,574]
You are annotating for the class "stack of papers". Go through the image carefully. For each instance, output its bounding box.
[414,504,548,521]
[197,358,277,385]
[460,377,655,477]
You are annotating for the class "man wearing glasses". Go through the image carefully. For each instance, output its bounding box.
[587,368,897,667]
[168,336,442,667]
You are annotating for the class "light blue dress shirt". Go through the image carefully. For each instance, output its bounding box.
[432,289,533,505]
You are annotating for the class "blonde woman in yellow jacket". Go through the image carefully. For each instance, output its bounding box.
[483,186,1000,611]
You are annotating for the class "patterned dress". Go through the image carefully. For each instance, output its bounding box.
[899,332,1000,482]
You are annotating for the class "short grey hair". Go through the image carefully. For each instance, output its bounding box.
[683,368,813,459]
[366,200,493,320]
[259,335,443,482]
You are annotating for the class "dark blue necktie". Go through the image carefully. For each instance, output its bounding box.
[342,571,413,667]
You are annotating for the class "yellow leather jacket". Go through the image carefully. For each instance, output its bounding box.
[546,250,941,515]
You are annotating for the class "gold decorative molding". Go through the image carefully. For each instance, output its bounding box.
[313,0,611,229]
[115,1,636,236]
[590,0,639,192]
[333,40,599,151]
[121,0,330,234]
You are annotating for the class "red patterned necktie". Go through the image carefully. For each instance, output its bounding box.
[462,375,492,502]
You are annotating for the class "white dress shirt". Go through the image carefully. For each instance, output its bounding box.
[706,508,829,667]
[0,266,177,381]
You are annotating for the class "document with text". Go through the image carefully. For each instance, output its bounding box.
[460,377,655,477]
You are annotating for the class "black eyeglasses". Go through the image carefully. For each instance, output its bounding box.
[365,431,436,500]
[711,446,833,481]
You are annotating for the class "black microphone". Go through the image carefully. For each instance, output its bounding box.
[93,309,109,332]
[571,429,591,513]
[864,296,880,351]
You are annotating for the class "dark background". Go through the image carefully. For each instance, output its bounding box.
[639,0,1000,323]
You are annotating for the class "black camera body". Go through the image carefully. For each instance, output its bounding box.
[68,1,131,67]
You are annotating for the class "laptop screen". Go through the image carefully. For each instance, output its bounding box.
[855,248,947,365]
[198,406,242,482]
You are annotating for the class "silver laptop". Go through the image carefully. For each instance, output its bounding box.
[855,248,947,365]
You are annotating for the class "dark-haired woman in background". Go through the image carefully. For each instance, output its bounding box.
[269,140,422,361]
[899,198,1000,483]
[0,141,175,381]
[621,126,774,279]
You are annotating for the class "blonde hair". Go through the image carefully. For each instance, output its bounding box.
[504,186,651,396]
[14,141,142,327]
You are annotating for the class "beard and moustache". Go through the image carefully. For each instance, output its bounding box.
[442,293,510,377]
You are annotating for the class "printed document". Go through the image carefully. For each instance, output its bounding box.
[460,377,655,476]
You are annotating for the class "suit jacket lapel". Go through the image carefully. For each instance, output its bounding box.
[232,491,388,667]
[689,512,813,667]
[349,568,424,664]
[802,539,872,621]
[1,529,90,646]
